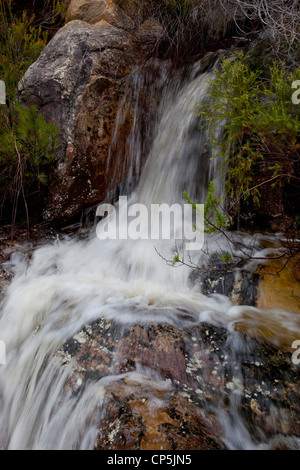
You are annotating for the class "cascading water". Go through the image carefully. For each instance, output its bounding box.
[0,56,299,450]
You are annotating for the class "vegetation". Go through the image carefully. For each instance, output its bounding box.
[146,0,300,62]
[184,182,229,235]
[170,53,300,271]
[147,1,300,270]
[0,103,59,231]
[197,53,300,207]
[0,0,66,234]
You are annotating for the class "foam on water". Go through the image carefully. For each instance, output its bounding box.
[0,57,298,450]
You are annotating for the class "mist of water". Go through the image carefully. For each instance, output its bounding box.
[0,56,298,450]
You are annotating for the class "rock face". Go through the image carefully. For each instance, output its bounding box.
[67,0,134,29]
[57,317,300,450]
[190,254,300,320]
[256,256,300,315]
[19,12,163,222]
[190,263,261,308]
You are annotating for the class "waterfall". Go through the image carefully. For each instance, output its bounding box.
[0,55,299,450]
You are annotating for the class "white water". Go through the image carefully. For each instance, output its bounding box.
[0,58,299,450]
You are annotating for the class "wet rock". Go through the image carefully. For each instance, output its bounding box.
[57,318,117,391]
[161,395,224,450]
[96,378,172,450]
[58,320,228,449]
[256,256,300,314]
[190,252,300,316]
[95,375,224,450]
[183,324,230,405]
[0,224,56,299]
[57,317,300,449]
[19,19,163,223]
[114,324,188,383]
[190,258,261,307]
[96,385,146,450]
[0,266,12,300]
[239,338,300,444]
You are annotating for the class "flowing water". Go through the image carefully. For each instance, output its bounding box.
[0,57,299,450]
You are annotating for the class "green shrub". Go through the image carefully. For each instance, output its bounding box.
[197,53,300,205]
[184,182,229,234]
[0,1,47,102]
[0,0,64,230]
[0,103,59,227]
[172,53,300,269]
[0,0,67,103]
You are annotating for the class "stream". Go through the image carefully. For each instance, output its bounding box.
[0,57,299,450]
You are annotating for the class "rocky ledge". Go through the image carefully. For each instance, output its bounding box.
[0,224,57,300]
[19,0,164,223]
[56,317,300,450]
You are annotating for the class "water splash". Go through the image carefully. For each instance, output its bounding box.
[0,55,299,450]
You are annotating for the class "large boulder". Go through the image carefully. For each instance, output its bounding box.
[19,18,163,222]
[57,318,300,449]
